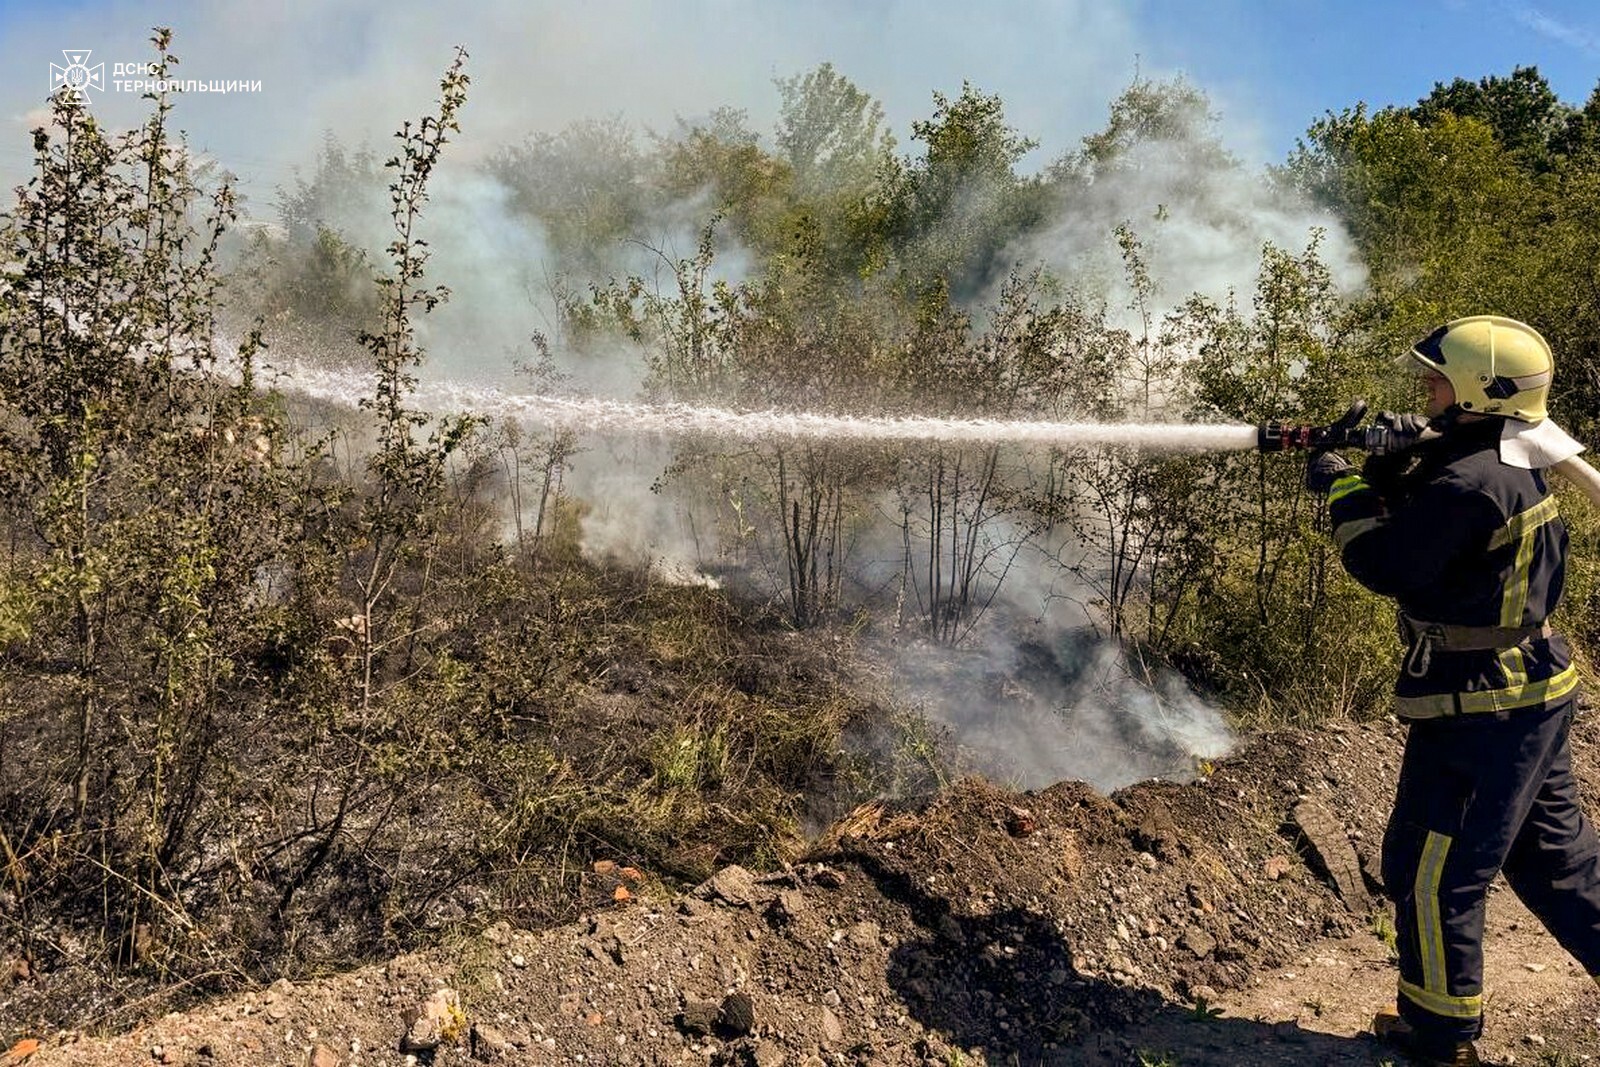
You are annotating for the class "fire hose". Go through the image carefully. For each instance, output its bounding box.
[1257,400,1600,507]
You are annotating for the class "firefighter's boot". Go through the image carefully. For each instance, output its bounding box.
[1372,1007,1482,1066]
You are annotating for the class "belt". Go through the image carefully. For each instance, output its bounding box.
[1398,612,1553,678]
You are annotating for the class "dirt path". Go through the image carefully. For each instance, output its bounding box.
[9,715,1600,1067]
[1211,886,1600,1066]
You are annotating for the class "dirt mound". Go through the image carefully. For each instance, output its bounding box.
[9,715,1600,1066]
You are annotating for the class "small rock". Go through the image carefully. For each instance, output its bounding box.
[593,859,617,876]
[1524,962,1547,973]
[306,1045,340,1067]
[719,992,756,1036]
[1136,852,1158,870]
[819,1006,844,1046]
[677,996,721,1036]
[266,1001,291,1022]
[482,921,511,945]
[847,921,881,949]
[1181,926,1217,959]
[1133,801,1180,860]
[1005,806,1037,836]
[400,987,464,1053]
[470,1023,511,1062]
[768,889,807,924]
[509,954,527,968]
[811,866,846,889]
[700,865,761,907]
[751,1041,786,1067]
[1264,855,1293,881]
[1524,1033,1546,1047]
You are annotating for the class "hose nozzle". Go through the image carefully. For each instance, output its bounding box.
[1258,400,1370,453]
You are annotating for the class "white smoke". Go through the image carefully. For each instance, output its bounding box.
[0,1,1142,204]
[880,621,1234,793]
[1011,89,1365,331]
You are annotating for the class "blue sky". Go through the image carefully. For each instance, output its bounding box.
[1136,0,1600,151]
[0,0,1597,209]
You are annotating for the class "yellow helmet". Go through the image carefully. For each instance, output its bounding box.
[1405,315,1553,422]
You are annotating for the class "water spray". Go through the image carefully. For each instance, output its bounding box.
[269,363,1600,502]
[272,362,1262,451]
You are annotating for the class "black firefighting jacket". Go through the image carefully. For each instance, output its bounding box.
[1327,417,1577,719]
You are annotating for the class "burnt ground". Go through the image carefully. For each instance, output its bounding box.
[7,712,1600,1067]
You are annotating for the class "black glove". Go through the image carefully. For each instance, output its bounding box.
[1362,449,1412,495]
[1371,412,1432,455]
[1305,450,1353,495]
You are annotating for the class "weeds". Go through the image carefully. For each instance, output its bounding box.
[1534,1052,1586,1067]
[1369,908,1399,959]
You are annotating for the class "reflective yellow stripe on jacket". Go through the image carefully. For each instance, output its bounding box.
[1492,495,1559,628]
[1327,472,1367,506]
[1394,662,1580,719]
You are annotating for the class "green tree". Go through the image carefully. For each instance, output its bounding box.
[1412,65,1570,168]
[1063,75,1233,178]
[0,29,292,952]
[886,83,1048,298]
[775,62,894,200]
[486,116,650,274]
[269,48,479,920]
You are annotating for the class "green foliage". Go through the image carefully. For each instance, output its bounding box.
[1370,908,1399,959]
[487,116,650,274]
[1412,66,1568,167]
[775,62,894,200]
[886,83,1048,297]
[1065,75,1232,178]
[0,27,301,977]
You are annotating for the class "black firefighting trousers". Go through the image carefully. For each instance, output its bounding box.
[1382,696,1600,1049]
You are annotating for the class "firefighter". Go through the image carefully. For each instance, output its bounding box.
[1305,315,1600,1067]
